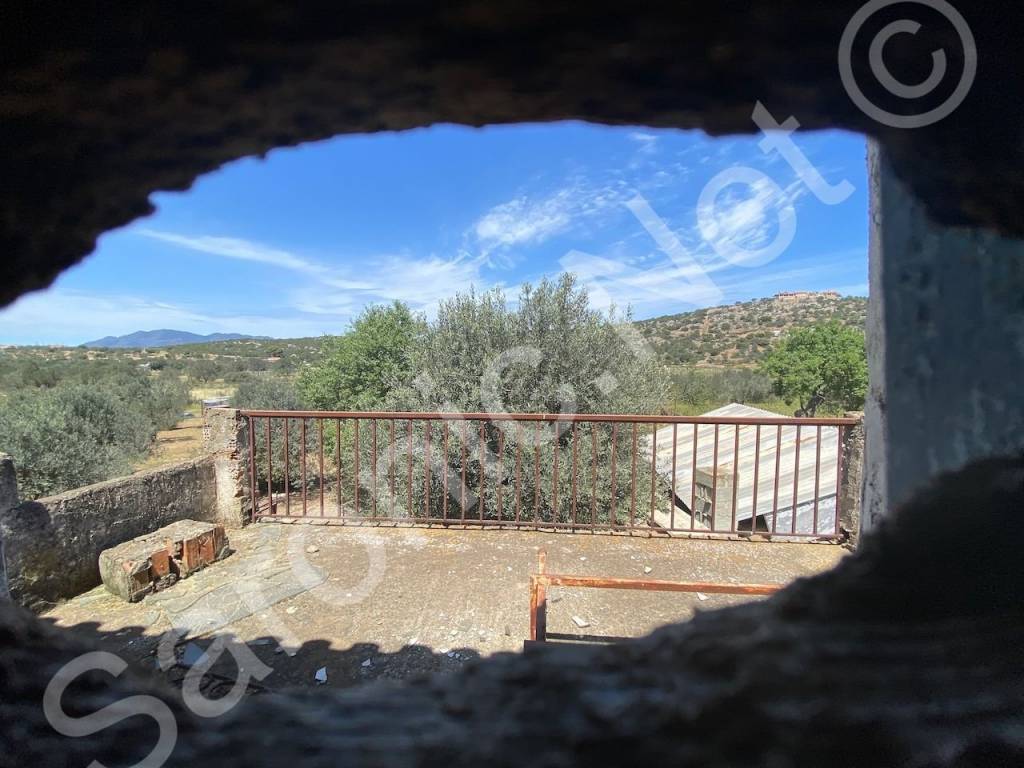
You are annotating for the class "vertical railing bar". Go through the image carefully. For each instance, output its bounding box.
[813,424,822,535]
[247,416,257,521]
[335,419,342,518]
[649,423,657,526]
[534,422,541,520]
[266,417,273,516]
[629,422,638,528]
[407,420,413,517]
[570,422,579,528]
[772,425,782,534]
[497,423,504,522]
[752,425,762,533]
[835,425,845,538]
[690,424,698,532]
[461,421,467,522]
[670,423,678,530]
[443,422,449,521]
[590,423,598,526]
[731,425,740,533]
[425,420,431,519]
[552,421,560,524]
[610,423,619,523]
[318,419,325,517]
[284,417,290,516]
[515,422,523,524]
[710,425,719,532]
[479,421,486,520]
[372,419,378,519]
[792,424,801,535]
[301,418,308,517]
[353,419,360,517]
[390,420,396,518]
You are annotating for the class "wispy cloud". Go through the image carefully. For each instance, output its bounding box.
[469,180,632,263]
[695,176,806,263]
[136,228,492,321]
[628,131,659,155]
[137,229,374,290]
[472,190,576,251]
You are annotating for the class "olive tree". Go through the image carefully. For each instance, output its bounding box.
[375,274,671,526]
[760,321,868,416]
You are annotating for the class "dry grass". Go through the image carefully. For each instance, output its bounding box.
[134,383,237,472]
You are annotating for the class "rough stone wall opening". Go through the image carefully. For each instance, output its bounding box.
[2,3,1023,766]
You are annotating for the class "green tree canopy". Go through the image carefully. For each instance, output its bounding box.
[388,274,667,415]
[375,273,669,526]
[299,302,422,411]
[759,320,868,416]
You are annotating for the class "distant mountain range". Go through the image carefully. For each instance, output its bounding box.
[81,330,267,349]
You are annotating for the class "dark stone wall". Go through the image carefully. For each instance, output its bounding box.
[0,458,218,611]
[2,1,1022,306]
[863,144,1024,532]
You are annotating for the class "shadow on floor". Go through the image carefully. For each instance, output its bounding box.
[41,616,485,698]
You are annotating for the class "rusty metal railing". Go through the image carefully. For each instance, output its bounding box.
[240,410,859,539]
[527,550,782,642]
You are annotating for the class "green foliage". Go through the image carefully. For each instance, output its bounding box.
[669,367,774,409]
[231,377,312,491]
[0,373,189,499]
[299,302,422,411]
[639,293,868,366]
[388,274,667,415]
[759,321,868,416]
[377,274,671,525]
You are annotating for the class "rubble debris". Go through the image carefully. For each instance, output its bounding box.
[98,520,229,602]
[572,616,590,629]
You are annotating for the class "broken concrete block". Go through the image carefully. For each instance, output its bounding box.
[99,520,229,602]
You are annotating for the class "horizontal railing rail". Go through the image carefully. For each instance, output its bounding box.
[528,550,781,642]
[241,409,860,426]
[241,409,857,539]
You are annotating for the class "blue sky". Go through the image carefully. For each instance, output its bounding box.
[0,122,868,345]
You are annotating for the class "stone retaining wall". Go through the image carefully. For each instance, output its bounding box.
[0,457,219,611]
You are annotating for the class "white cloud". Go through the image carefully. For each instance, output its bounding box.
[469,180,632,263]
[696,175,806,262]
[473,192,575,250]
[134,228,493,323]
[628,132,659,155]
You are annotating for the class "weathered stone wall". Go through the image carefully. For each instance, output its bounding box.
[0,458,218,611]
[864,144,1024,532]
[839,413,865,546]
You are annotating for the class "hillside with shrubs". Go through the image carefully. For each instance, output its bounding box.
[637,292,867,367]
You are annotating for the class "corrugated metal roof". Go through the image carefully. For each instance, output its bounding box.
[647,403,839,535]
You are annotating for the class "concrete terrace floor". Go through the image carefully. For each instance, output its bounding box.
[42,524,846,692]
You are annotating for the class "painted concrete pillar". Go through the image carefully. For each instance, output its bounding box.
[202,408,250,528]
[864,142,1024,535]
